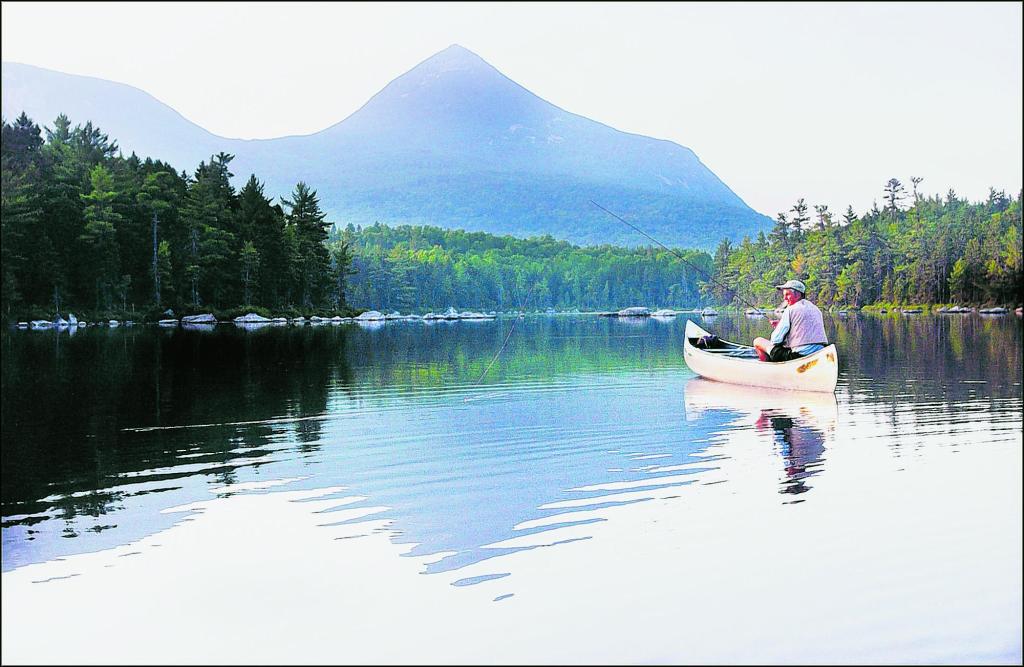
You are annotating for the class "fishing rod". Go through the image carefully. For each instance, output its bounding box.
[590,201,774,322]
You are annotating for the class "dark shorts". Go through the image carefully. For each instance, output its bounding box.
[768,344,805,363]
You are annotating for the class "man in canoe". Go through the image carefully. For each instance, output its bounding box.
[753,279,829,362]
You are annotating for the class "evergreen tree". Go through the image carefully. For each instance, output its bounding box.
[179,154,238,307]
[2,113,44,170]
[883,178,906,216]
[328,237,355,310]
[769,212,792,255]
[281,182,332,308]
[136,170,179,307]
[910,176,924,204]
[789,198,809,244]
[240,240,260,305]
[79,164,123,310]
[842,205,858,226]
[238,175,287,307]
[813,204,832,230]
[1,114,45,314]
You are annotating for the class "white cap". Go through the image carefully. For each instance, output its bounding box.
[775,279,807,293]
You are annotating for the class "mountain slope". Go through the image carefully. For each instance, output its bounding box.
[2,47,772,249]
[1,61,224,174]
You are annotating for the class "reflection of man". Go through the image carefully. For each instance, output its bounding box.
[755,410,826,495]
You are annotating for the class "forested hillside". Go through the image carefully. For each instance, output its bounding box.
[0,112,712,319]
[1,113,347,320]
[2,112,1020,322]
[336,223,711,312]
[707,181,1021,308]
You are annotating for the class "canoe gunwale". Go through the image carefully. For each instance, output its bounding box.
[685,336,828,368]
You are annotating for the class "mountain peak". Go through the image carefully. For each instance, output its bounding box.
[2,50,772,249]
[411,43,496,76]
[438,43,479,57]
[333,43,537,140]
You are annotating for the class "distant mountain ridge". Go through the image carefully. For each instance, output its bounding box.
[1,46,772,249]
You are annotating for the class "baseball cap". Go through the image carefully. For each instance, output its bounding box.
[775,279,807,293]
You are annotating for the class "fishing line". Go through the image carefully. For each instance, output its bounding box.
[590,201,773,322]
[472,281,539,387]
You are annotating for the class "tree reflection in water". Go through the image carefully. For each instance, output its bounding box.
[2,313,1018,571]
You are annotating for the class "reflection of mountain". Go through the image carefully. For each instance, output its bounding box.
[684,378,837,495]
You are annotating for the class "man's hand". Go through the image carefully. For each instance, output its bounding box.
[769,319,779,328]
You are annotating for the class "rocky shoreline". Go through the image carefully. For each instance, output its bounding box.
[13,303,1023,331]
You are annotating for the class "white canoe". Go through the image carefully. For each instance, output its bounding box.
[683,319,838,393]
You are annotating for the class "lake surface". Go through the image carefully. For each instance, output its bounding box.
[2,313,1021,663]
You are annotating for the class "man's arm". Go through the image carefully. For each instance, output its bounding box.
[770,308,791,345]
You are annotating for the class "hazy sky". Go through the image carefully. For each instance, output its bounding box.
[2,1,1021,218]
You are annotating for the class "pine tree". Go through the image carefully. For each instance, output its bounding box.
[769,212,792,255]
[239,241,261,306]
[883,178,906,216]
[328,238,355,310]
[813,204,832,230]
[179,155,238,307]
[789,198,810,244]
[281,182,332,309]
[136,170,178,307]
[238,175,287,307]
[79,164,123,310]
[1,114,46,314]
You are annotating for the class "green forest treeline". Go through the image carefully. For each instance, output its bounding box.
[2,113,1021,321]
[338,223,710,311]
[1,113,350,321]
[708,182,1021,309]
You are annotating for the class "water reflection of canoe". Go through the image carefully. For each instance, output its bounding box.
[683,320,838,393]
[684,377,837,495]
[683,377,838,430]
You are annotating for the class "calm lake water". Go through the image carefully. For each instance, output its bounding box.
[2,313,1021,663]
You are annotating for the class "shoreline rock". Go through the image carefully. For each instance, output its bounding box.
[234,313,272,323]
[182,313,217,324]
